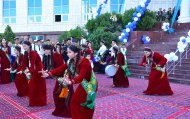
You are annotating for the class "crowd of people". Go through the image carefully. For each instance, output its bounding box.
[156,7,180,22]
[0,37,173,119]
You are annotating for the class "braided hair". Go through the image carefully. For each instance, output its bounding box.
[68,45,81,78]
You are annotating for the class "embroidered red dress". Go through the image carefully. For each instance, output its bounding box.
[49,58,96,119]
[107,52,129,87]
[12,54,28,96]
[22,51,47,106]
[0,46,11,84]
[140,52,173,95]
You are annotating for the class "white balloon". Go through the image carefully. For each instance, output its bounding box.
[164,54,169,59]
[123,39,128,42]
[186,37,190,43]
[188,30,190,36]
[177,41,187,49]
[126,28,130,32]
[121,33,125,36]
[128,22,131,25]
[161,26,165,30]
[134,17,138,21]
[170,52,175,58]
[119,36,122,39]
[164,54,171,61]
[140,2,145,7]
[173,55,178,62]
[178,48,185,53]
[137,13,141,17]
[146,37,150,42]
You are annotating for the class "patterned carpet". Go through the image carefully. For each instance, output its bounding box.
[0,74,190,119]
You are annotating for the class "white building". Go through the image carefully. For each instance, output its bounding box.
[0,0,189,40]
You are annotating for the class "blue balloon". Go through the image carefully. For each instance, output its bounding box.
[125,32,129,37]
[142,35,147,41]
[146,0,151,3]
[133,12,137,17]
[122,29,127,33]
[130,28,133,32]
[145,2,149,7]
[125,25,130,28]
[182,39,186,44]
[141,7,146,12]
[136,6,142,12]
[132,21,137,25]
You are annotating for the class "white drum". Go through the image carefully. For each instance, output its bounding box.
[105,65,117,76]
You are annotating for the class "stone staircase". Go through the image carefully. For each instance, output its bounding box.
[127,30,190,85]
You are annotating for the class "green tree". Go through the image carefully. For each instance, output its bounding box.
[0,33,3,40]
[70,26,84,41]
[86,12,123,34]
[88,28,117,51]
[122,9,157,31]
[3,25,16,43]
[58,31,71,43]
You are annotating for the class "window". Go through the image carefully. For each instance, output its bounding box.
[54,0,69,22]
[30,35,44,41]
[82,0,97,21]
[3,0,16,24]
[28,0,42,23]
[110,0,125,13]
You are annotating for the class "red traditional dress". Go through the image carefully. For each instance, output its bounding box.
[52,52,70,117]
[22,51,47,106]
[0,45,11,84]
[49,57,97,119]
[140,52,173,95]
[12,54,28,96]
[107,52,129,87]
[86,47,94,60]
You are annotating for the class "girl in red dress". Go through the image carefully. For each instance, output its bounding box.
[5,46,28,96]
[0,38,11,84]
[42,45,98,119]
[106,46,129,87]
[43,44,70,117]
[140,47,173,95]
[18,41,47,106]
[86,41,94,60]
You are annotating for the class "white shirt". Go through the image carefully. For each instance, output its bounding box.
[97,45,107,56]
[80,38,86,45]
[11,44,24,56]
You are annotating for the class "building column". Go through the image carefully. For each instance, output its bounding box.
[178,0,190,23]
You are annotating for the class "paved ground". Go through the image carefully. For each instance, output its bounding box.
[0,74,190,119]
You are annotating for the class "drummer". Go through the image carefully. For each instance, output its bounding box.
[104,46,129,88]
[94,41,107,73]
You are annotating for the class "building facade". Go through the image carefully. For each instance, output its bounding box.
[1,0,189,40]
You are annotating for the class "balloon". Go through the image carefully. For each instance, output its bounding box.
[133,13,137,17]
[137,13,141,17]
[188,30,190,36]
[118,36,122,40]
[140,2,145,7]
[173,55,178,62]
[134,17,138,21]
[123,39,128,42]
[180,36,186,44]
[126,28,130,32]
[169,52,175,58]
[178,48,185,53]
[125,32,129,37]
[146,36,150,42]
[143,0,148,2]
[186,37,190,43]
[164,54,172,62]
[121,33,125,36]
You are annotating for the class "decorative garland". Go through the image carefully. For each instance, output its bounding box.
[96,0,108,17]
[119,0,151,42]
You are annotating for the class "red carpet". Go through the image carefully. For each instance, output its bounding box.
[0,74,190,119]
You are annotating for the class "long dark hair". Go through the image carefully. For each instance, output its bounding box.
[68,45,81,78]
[112,46,118,64]
[42,45,54,70]
[22,40,32,66]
